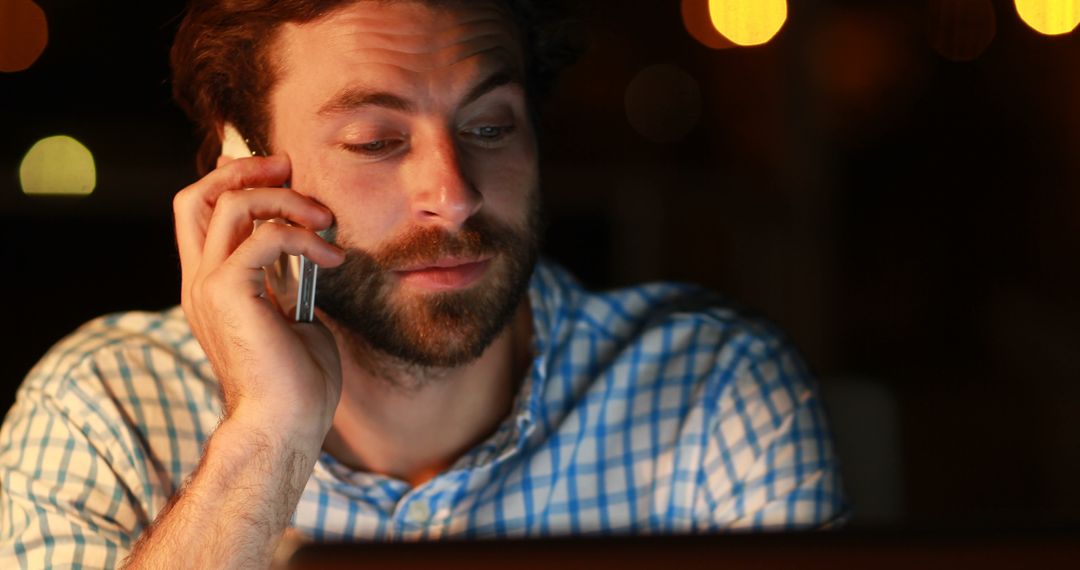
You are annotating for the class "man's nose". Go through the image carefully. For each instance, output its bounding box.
[408,134,482,229]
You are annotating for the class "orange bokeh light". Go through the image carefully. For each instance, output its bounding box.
[624,64,702,143]
[682,0,735,49]
[0,0,48,72]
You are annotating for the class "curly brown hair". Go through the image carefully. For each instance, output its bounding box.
[170,0,582,175]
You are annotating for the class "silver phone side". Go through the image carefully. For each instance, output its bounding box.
[294,243,319,322]
[222,123,320,323]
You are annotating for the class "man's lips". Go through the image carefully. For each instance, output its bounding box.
[393,257,492,291]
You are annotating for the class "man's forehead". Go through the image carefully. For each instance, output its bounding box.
[274,0,523,72]
[267,0,527,120]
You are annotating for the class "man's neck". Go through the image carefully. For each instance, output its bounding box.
[322,301,533,487]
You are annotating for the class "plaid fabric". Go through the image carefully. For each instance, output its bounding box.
[0,260,846,567]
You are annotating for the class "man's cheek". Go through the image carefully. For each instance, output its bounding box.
[486,184,536,227]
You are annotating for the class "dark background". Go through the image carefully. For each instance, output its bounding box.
[2,0,1078,529]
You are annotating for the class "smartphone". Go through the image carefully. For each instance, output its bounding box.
[221,123,321,322]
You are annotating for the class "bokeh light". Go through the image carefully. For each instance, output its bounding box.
[624,64,702,143]
[708,0,788,47]
[928,0,997,62]
[0,0,48,72]
[809,9,927,136]
[682,0,734,49]
[19,136,97,196]
[1014,0,1080,35]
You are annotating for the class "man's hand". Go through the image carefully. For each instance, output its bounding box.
[176,153,345,438]
[123,154,345,568]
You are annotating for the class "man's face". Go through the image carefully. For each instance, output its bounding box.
[267,0,541,368]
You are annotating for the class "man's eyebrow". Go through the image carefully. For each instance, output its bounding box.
[316,69,523,117]
[461,69,522,107]
[317,88,415,117]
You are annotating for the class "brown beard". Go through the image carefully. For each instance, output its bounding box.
[316,194,542,371]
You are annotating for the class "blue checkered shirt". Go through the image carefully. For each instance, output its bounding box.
[1,260,846,567]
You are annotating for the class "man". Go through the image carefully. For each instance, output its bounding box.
[0,0,846,567]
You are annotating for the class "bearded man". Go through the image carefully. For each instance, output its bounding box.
[0,1,846,567]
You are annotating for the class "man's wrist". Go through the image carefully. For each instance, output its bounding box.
[221,402,331,457]
[123,406,322,568]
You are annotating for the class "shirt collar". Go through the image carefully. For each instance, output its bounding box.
[310,259,576,484]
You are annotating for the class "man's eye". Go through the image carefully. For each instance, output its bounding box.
[462,125,515,145]
[342,139,404,156]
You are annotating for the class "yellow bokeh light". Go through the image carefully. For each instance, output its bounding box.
[0,0,49,72]
[1014,0,1080,35]
[708,0,788,47]
[19,136,97,196]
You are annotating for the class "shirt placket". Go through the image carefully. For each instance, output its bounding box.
[391,481,454,540]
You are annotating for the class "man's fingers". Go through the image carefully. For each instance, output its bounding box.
[224,222,345,274]
[189,223,344,322]
[174,155,291,272]
[201,187,335,269]
[195,155,291,208]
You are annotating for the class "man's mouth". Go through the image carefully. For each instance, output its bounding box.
[393,257,492,291]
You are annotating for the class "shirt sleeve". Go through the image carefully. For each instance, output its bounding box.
[704,330,849,531]
[0,366,153,568]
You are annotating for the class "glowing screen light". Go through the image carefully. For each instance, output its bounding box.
[19,136,97,196]
[0,0,49,72]
[1014,0,1080,35]
[708,0,788,47]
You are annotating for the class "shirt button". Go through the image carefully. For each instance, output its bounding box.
[407,501,430,523]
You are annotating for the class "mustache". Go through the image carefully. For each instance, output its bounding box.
[331,214,518,271]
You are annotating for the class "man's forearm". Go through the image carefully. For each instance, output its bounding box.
[122,417,319,569]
